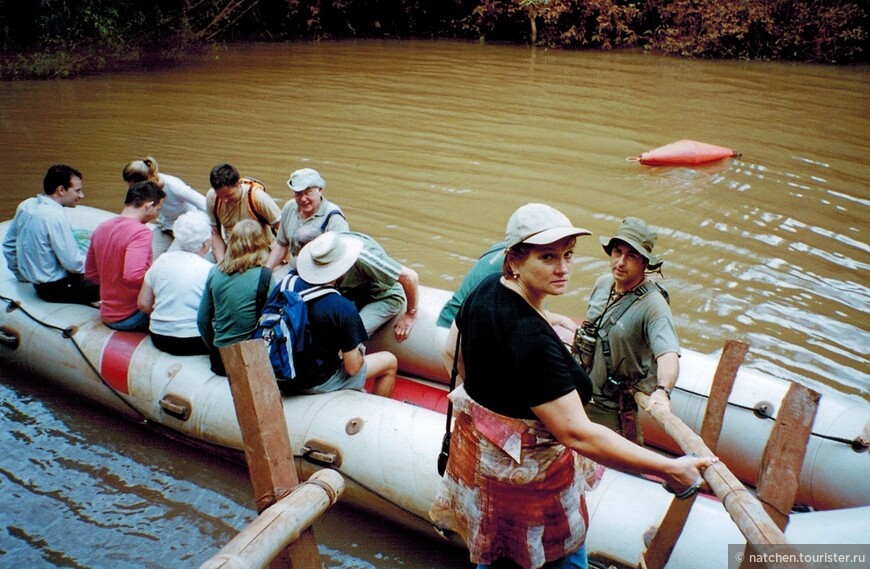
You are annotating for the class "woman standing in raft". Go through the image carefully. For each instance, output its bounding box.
[197,219,272,376]
[429,203,716,569]
[122,156,207,256]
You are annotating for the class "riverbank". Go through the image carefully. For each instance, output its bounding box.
[1,0,866,79]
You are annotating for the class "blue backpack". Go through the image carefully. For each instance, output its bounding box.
[253,274,337,381]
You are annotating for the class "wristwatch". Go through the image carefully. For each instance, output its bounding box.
[654,385,672,399]
[407,307,418,316]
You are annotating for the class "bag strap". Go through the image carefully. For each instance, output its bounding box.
[597,282,660,383]
[244,178,278,236]
[255,267,272,313]
[319,208,346,231]
[443,301,465,438]
[212,177,274,236]
[286,274,338,303]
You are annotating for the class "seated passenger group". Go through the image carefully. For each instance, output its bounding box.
[4,161,418,399]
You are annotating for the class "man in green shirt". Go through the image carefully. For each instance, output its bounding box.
[576,217,680,443]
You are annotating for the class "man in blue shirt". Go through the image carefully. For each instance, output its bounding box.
[3,165,99,305]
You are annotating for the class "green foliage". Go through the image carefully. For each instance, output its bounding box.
[472,0,641,49]
[0,0,865,78]
[0,0,197,78]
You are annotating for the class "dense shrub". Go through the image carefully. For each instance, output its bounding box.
[472,0,641,49]
[0,0,865,78]
[0,0,192,77]
[644,0,867,63]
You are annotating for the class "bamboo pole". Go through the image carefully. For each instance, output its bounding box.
[200,469,344,569]
[220,340,323,569]
[640,340,748,569]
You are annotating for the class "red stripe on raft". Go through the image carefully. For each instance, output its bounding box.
[101,331,147,395]
[371,376,719,502]
[365,376,450,414]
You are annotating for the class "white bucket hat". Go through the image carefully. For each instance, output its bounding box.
[505,203,591,249]
[296,232,362,285]
[287,168,326,192]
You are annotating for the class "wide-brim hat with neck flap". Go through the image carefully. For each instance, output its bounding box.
[505,203,591,249]
[296,232,363,285]
[600,217,663,270]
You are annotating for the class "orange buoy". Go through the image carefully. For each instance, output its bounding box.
[632,139,739,166]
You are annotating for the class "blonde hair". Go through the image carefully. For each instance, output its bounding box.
[219,219,271,274]
[122,156,165,189]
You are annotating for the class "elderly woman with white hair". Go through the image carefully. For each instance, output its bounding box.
[137,210,214,356]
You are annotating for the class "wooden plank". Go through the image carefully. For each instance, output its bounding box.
[699,339,749,451]
[641,340,748,569]
[220,340,322,569]
[754,383,820,530]
[636,391,791,544]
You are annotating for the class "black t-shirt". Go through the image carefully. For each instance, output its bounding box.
[457,273,592,420]
[292,288,368,389]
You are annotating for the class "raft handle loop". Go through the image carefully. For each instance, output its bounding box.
[301,440,342,468]
[625,156,640,162]
[159,394,192,421]
[0,326,20,349]
[5,299,20,313]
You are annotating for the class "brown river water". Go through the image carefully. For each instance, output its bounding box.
[0,40,867,567]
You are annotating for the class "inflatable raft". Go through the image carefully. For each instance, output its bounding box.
[370,291,870,513]
[1,207,868,567]
[631,140,739,166]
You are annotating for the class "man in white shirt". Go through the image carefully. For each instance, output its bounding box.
[2,164,99,305]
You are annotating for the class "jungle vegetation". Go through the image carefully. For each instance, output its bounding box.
[0,0,866,78]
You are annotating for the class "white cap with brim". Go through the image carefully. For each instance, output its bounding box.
[287,168,326,193]
[505,203,591,249]
[296,232,363,285]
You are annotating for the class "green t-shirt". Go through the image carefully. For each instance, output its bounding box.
[436,242,505,328]
[583,274,680,404]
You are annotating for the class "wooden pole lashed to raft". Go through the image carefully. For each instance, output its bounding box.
[636,340,815,569]
[753,382,820,531]
[217,340,326,569]
[201,469,344,569]
[639,340,749,569]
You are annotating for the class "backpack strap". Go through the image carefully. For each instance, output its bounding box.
[319,208,347,231]
[255,267,273,313]
[212,177,275,236]
[243,178,278,236]
[287,274,338,303]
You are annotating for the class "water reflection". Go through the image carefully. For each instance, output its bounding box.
[0,40,868,566]
[0,374,470,568]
